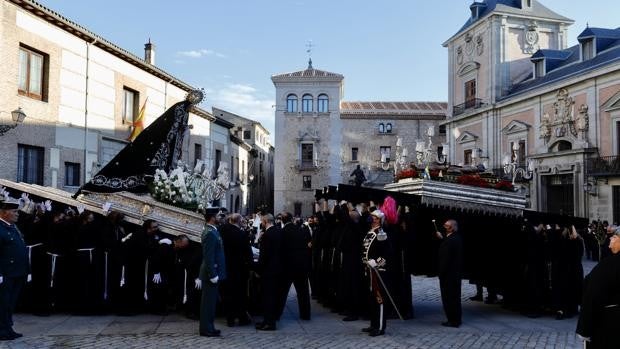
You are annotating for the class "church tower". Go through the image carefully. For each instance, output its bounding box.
[271,60,344,216]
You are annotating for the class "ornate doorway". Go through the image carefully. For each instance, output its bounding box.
[543,174,574,215]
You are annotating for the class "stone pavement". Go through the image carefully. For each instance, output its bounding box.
[3,260,595,349]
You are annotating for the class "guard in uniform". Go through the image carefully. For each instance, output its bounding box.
[361,209,394,337]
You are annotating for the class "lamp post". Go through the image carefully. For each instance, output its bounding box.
[0,108,27,136]
[415,126,448,166]
[503,142,533,185]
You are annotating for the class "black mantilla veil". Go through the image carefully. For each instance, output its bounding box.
[73,100,191,198]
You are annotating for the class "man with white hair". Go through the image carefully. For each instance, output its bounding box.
[0,197,27,340]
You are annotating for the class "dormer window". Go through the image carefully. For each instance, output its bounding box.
[534,60,545,78]
[522,0,532,10]
[469,2,486,21]
[581,39,594,60]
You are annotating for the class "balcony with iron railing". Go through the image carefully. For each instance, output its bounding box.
[586,155,620,177]
[452,98,484,116]
[294,159,319,171]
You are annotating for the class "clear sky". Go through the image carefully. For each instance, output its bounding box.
[38,0,619,142]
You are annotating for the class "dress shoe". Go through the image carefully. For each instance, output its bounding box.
[256,323,276,331]
[441,321,460,328]
[555,311,565,320]
[0,334,15,341]
[469,295,483,301]
[368,329,385,337]
[361,326,375,333]
[226,319,236,327]
[254,322,265,329]
[10,332,23,338]
[200,329,221,337]
[342,316,358,322]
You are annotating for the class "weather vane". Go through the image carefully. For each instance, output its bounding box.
[306,40,314,69]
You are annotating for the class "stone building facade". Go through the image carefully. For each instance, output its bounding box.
[272,63,447,217]
[0,0,252,215]
[443,0,620,221]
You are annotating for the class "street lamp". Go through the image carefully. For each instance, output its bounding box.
[0,107,27,136]
[503,142,533,185]
[415,126,448,166]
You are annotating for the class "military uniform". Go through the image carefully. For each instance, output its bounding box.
[0,215,28,339]
[199,223,226,335]
[362,225,393,336]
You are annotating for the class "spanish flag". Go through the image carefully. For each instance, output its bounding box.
[128,97,148,141]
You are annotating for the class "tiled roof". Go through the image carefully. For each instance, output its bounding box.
[505,32,620,98]
[340,101,447,117]
[448,0,572,42]
[271,67,344,81]
[578,27,620,53]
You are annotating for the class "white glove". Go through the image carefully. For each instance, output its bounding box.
[76,204,85,214]
[27,274,32,283]
[120,278,125,287]
[44,200,52,212]
[159,238,172,245]
[121,233,133,243]
[209,276,219,284]
[194,278,202,290]
[367,259,378,268]
[0,187,8,201]
[19,193,30,208]
[0,276,3,284]
[102,202,112,213]
[152,273,162,284]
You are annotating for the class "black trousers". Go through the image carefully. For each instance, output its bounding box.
[0,276,24,336]
[368,272,389,331]
[220,276,249,322]
[279,273,311,320]
[439,277,462,324]
[261,276,281,326]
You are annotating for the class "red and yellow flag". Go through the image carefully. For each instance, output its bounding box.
[128,97,147,141]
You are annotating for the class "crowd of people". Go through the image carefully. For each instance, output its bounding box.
[1,187,619,345]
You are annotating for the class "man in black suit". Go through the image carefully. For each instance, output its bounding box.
[436,219,463,327]
[0,197,28,340]
[255,214,283,331]
[219,213,253,327]
[278,212,311,321]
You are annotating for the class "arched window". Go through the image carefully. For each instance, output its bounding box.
[318,94,329,113]
[386,123,392,133]
[302,94,313,113]
[286,94,298,112]
[378,123,385,133]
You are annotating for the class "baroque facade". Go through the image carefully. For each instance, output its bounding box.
[443,0,620,221]
[272,62,447,217]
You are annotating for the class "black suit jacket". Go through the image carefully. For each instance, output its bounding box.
[258,225,283,278]
[438,232,463,281]
[219,223,252,278]
[281,222,311,274]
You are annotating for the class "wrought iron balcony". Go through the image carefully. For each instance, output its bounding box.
[452,98,484,116]
[586,156,620,177]
[294,159,318,171]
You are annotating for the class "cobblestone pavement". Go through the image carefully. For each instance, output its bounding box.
[2,260,595,349]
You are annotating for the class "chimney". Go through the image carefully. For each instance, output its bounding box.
[144,39,155,65]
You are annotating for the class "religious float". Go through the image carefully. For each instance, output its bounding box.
[0,90,229,242]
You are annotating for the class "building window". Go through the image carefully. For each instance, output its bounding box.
[437,146,444,157]
[294,202,302,217]
[302,94,313,113]
[378,123,385,133]
[123,88,138,124]
[214,149,221,177]
[464,149,473,166]
[243,130,251,139]
[64,162,80,187]
[287,94,298,112]
[352,147,359,161]
[380,146,391,162]
[18,45,47,100]
[301,143,314,166]
[581,40,594,60]
[17,144,44,185]
[534,61,545,78]
[386,123,392,133]
[439,125,446,134]
[465,79,476,106]
[194,143,202,167]
[303,175,312,189]
[318,94,329,113]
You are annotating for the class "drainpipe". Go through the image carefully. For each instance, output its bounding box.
[84,38,98,183]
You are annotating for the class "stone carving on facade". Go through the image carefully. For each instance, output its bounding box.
[540,89,589,146]
[297,128,320,141]
[476,35,484,56]
[524,21,539,54]
[465,33,474,55]
[457,46,464,65]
